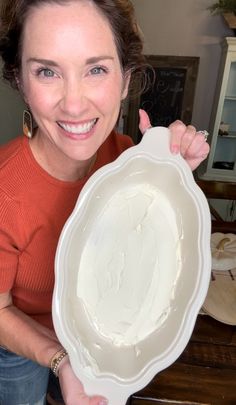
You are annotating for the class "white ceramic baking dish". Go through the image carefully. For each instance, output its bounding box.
[53,126,211,404]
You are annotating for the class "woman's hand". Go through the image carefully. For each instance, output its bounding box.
[139,109,210,171]
[58,357,108,405]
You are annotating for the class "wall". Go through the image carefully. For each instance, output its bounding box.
[0,62,25,144]
[131,0,232,130]
[0,0,234,144]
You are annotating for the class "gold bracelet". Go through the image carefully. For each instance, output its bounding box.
[50,348,68,377]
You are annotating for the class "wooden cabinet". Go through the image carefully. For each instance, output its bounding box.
[201,37,236,181]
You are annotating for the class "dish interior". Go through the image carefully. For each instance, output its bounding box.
[57,155,201,381]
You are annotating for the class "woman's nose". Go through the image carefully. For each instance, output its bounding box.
[60,80,88,117]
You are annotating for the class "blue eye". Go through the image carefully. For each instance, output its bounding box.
[37,68,55,78]
[90,66,107,75]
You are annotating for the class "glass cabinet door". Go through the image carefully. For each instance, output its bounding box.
[213,60,236,171]
[202,38,236,181]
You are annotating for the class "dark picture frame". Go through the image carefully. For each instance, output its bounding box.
[124,55,200,144]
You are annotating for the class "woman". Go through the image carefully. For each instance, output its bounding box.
[0,0,209,404]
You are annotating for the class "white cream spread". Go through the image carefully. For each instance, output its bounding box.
[77,183,182,346]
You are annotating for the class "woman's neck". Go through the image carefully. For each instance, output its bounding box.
[28,130,97,182]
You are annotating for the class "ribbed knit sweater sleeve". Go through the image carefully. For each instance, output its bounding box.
[0,190,23,289]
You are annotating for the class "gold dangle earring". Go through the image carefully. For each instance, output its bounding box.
[23,109,33,138]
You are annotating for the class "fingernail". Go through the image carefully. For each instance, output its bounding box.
[170,144,180,154]
[99,400,108,405]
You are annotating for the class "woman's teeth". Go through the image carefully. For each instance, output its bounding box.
[58,119,97,134]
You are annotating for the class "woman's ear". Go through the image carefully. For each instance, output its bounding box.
[15,72,27,103]
[121,71,131,100]
[14,70,21,89]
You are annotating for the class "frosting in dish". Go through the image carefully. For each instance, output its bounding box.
[77,183,182,346]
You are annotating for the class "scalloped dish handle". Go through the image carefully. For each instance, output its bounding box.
[137,126,172,158]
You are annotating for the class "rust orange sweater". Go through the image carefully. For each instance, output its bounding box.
[0,131,133,329]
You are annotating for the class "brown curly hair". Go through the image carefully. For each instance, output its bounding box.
[0,0,148,95]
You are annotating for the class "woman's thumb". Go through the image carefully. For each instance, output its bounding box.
[138,109,152,134]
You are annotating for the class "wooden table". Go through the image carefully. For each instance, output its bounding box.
[129,315,236,404]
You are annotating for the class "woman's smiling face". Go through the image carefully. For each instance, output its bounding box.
[20,0,130,171]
